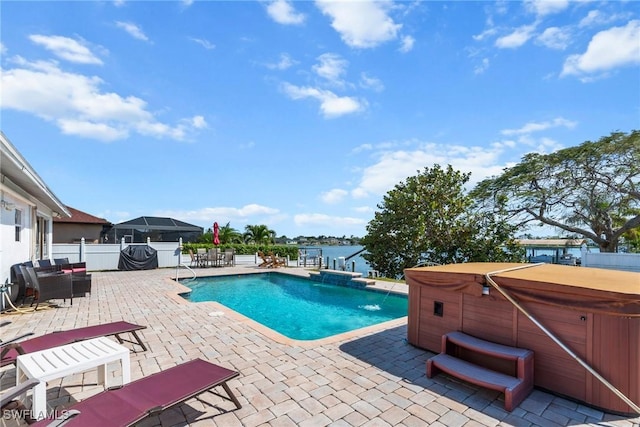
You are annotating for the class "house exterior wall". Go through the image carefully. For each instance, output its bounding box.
[0,191,33,285]
[53,223,103,243]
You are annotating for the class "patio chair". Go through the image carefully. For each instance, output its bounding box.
[1,378,39,425]
[57,260,87,275]
[196,248,208,267]
[187,249,197,267]
[36,259,52,268]
[31,358,241,426]
[224,248,235,267]
[209,248,223,267]
[0,321,148,367]
[21,266,73,310]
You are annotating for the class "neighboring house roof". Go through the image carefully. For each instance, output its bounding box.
[54,206,111,225]
[111,216,203,232]
[0,131,70,218]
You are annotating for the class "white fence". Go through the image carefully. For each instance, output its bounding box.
[580,245,640,272]
[52,238,260,271]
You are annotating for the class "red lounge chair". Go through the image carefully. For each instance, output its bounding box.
[31,358,241,426]
[0,321,147,367]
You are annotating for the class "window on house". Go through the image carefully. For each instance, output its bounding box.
[15,209,22,242]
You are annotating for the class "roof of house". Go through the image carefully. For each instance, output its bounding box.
[516,238,587,248]
[0,132,70,218]
[53,206,111,225]
[110,216,202,232]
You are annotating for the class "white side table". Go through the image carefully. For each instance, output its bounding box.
[16,336,130,420]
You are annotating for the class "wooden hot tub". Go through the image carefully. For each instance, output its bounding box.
[405,262,640,415]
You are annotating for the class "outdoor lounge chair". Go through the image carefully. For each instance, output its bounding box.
[1,378,39,424]
[31,358,241,426]
[269,252,287,268]
[0,321,148,367]
[257,251,273,268]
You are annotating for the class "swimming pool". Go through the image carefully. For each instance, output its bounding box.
[180,272,408,340]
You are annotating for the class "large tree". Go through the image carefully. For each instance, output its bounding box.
[471,130,640,252]
[361,164,523,278]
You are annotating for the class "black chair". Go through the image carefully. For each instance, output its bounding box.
[20,266,73,310]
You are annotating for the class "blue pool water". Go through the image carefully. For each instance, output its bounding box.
[181,273,408,340]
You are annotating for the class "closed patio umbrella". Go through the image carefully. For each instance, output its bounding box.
[213,222,220,246]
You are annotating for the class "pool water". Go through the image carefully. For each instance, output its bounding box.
[181,273,408,340]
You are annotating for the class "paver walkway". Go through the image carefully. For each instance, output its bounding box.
[1,266,638,427]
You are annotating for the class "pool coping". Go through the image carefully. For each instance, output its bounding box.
[165,268,409,347]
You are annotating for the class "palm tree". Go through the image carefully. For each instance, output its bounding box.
[219,222,243,244]
[243,224,275,245]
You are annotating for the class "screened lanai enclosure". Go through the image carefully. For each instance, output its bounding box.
[104,216,203,243]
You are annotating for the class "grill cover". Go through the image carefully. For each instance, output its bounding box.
[118,245,158,271]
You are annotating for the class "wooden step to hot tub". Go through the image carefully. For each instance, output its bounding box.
[426,331,534,411]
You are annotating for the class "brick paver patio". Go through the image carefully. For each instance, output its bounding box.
[1,266,638,426]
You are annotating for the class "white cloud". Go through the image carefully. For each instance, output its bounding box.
[353,206,374,213]
[29,35,103,65]
[1,57,205,142]
[501,117,577,136]
[266,53,297,70]
[495,24,537,49]
[190,115,208,129]
[266,0,305,25]
[312,53,348,85]
[580,10,603,28]
[189,37,215,50]
[281,83,366,118]
[359,73,384,92]
[352,143,373,154]
[474,58,490,74]
[115,21,149,41]
[294,213,366,228]
[351,142,507,199]
[578,10,627,28]
[315,0,401,48]
[473,27,497,42]
[155,204,282,229]
[524,0,569,17]
[536,26,571,50]
[321,188,348,204]
[561,20,640,78]
[399,35,415,53]
[57,119,128,141]
[0,42,6,56]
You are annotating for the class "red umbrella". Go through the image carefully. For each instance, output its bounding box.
[213,222,220,246]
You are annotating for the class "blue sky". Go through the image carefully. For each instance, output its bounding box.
[1,1,638,239]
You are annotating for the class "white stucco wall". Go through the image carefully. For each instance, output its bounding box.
[0,191,34,285]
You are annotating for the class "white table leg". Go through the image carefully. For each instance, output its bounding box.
[121,354,131,384]
[31,380,47,420]
[97,363,107,386]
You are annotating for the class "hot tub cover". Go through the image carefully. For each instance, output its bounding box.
[404,262,640,317]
